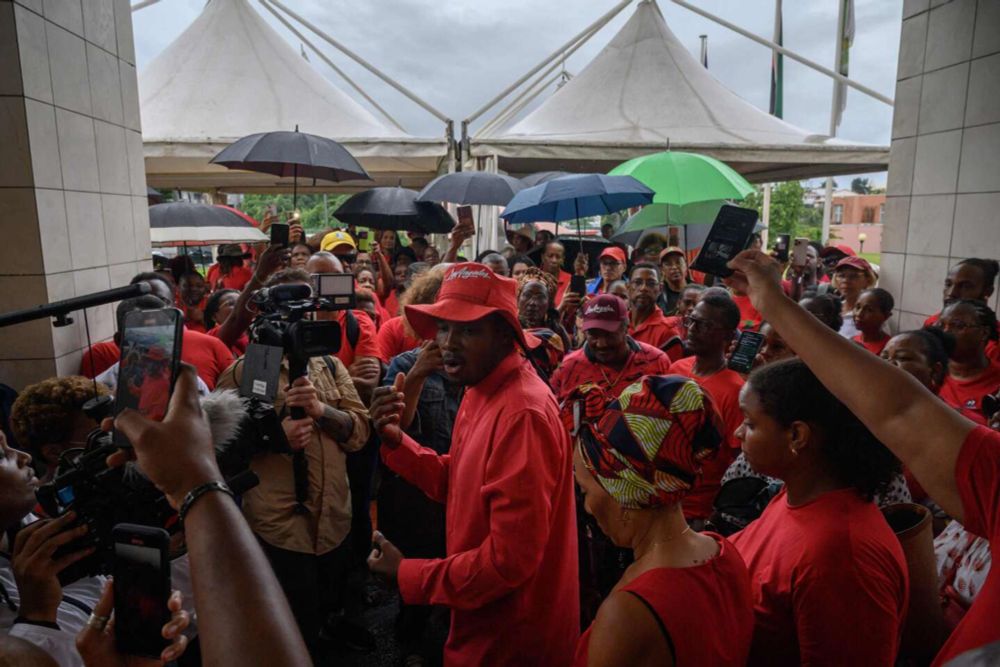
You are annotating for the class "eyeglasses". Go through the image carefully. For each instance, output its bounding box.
[683,316,722,331]
[937,320,983,333]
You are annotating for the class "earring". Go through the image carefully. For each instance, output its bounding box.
[620,510,631,525]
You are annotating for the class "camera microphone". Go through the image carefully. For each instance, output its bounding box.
[258,283,312,304]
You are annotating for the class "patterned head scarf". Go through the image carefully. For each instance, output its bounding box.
[562,375,723,509]
[525,327,566,377]
[516,267,559,305]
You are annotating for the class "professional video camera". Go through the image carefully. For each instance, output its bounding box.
[34,392,257,585]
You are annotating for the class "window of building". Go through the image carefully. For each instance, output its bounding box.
[862,206,875,223]
[832,204,843,224]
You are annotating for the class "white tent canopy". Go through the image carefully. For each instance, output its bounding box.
[140,0,451,192]
[471,0,887,183]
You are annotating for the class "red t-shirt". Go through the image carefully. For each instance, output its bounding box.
[79,340,120,378]
[383,290,401,318]
[732,294,763,332]
[376,316,422,363]
[334,310,380,368]
[207,324,248,357]
[629,308,683,360]
[668,356,746,520]
[934,426,1000,664]
[939,362,1000,426]
[731,488,909,666]
[206,263,253,291]
[852,333,891,355]
[177,295,208,333]
[554,270,572,305]
[549,340,673,404]
[574,534,753,666]
[83,330,234,390]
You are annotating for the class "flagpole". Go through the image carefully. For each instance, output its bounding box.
[822,0,848,245]
[762,0,782,250]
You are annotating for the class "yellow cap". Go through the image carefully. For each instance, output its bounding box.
[320,230,356,252]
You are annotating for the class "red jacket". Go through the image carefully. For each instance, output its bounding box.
[383,351,580,665]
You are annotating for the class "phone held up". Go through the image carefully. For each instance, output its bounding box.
[792,237,811,267]
[270,222,290,248]
[689,205,760,278]
[728,330,766,374]
[113,308,183,448]
[773,234,790,263]
[570,274,587,297]
[112,523,172,658]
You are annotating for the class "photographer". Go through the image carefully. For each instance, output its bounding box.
[215,268,371,655]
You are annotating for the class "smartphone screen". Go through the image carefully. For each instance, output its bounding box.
[114,309,182,446]
[774,234,790,263]
[570,274,587,296]
[690,205,759,277]
[113,524,171,658]
[270,222,290,248]
[728,330,765,374]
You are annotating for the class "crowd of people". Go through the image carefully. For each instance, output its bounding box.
[1,213,999,667]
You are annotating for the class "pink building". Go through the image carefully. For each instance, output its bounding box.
[828,191,885,255]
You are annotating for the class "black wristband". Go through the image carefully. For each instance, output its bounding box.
[179,481,235,523]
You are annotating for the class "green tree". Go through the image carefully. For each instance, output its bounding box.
[742,181,805,237]
[237,194,350,234]
[850,177,872,194]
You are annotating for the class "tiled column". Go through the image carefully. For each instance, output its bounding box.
[882,0,1000,332]
[0,0,151,389]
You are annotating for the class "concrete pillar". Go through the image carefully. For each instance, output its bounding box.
[0,0,151,389]
[882,0,1000,332]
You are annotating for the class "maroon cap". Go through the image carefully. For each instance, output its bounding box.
[834,256,876,279]
[581,294,628,332]
[820,244,856,258]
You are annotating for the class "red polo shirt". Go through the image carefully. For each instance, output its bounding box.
[376,315,422,363]
[940,362,1000,426]
[383,351,580,665]
[550,339,673,404]
[669,356,745,520]
[629,308,684,360]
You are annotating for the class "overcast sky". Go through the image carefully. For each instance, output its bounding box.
[133,0,903,185]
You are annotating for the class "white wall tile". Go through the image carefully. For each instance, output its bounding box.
[0,3,25,96]
[42,0,83,37]
[887,137,917,196]
[912,130,962,195]
[113,0,134,65]
[878,252,906,305]
[924,0,976,71]
[13,0,44,14]
[73,266,114,341]
[24,98,63,189]
[0,275,54,360]
[35,188,72,273]
[55,108,100,191]
[119,60,140,132]
[958,122,1000,192]
[86,43,123,125]
[906,194,955,256]
[125,129,145,196]
[898,13,928,81]
[0,189,42,276]
[918,62,969,134]
[132,196,150,260]
[94,120,129,195]
[14,5,52,103]
[965,53,1000,127]
[82,0,115,53]
[64,191,107,268]
[900,254,951,315]
[881,196,911,253]
[0,97,33,187]
[973,0,1000,58]
[951,192,1000,259]
[108,261,136,290]
[899,311,932,332]
[46,22,91,115]
[903,0,930,19]
[101,193,134,263]
[892,76,922,139]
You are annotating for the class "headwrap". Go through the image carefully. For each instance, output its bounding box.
[516,267,559,303]
[562,375,723,509]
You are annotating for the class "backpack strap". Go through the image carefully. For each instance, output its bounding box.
[345,310,360,350]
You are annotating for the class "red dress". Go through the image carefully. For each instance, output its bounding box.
[573,533,753,666]
[383,352,580,665]
[731,488,909,666]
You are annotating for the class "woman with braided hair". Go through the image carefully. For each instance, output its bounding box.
[565,375,753,666]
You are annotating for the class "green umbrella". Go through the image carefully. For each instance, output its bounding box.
[609,151,753,206]
[611,201,727,247]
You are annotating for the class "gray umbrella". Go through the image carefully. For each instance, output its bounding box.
[520,171,571,187]
[416,172,525,206]
[334,187,455,233]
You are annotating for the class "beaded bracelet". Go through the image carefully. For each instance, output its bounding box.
[179,481,235,522]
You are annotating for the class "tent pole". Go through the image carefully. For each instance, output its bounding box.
[130,0,160,12]
[477,69,567,139]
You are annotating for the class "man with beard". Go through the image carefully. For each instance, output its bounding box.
[368,263,579,665]
[627,263,683,360]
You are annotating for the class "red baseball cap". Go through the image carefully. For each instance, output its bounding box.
[581,294,628,332]
[598,246,627,264]
[405,262,539,349]
[820,244,856,258]
[834,256,876,279]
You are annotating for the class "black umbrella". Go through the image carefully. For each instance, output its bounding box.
[520,171,571,187]
[526,234,611,274]
[146,186,164,204]
[148,203,268,246]
[334,187,455,233]
[416,172,525,206]
[210,127,371,208]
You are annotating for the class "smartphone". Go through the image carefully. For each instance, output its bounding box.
[112,524,171,658]
[727,330,766,374]
[270,222,290,248]
[114,309,183,447]
[457,205,475,231]
[570,274,587,296]
[358,230,369,241]
[690,205,760,277]
[773,234,790,263]
[792,237,810,267]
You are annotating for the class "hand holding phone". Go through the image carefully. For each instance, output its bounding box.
[111,524,172,658]
[773,234,790,263]
[570,274,587,296]
[270,222,290,248]
[727,330,766,374]
[792,237,810,268]
[690,205,760,278]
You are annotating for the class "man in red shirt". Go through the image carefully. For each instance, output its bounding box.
[627,263,683,360]
[923,258,1000,364]
[550,294,672,403]
[206,245,254,291]
[668,293,744,521]
[368,263,579,665]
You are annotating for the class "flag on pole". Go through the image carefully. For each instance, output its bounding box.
[832,0,855,128]
[769,0,783,118]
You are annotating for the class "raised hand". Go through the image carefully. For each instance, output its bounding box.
[370,373,405,447]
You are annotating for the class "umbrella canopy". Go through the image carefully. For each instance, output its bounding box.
[334,187,455,233]
[609,151,753,206]
[149,203,268,247]
[501,174,654,225]
[146,186,164,204]
[526,234,610,274]
[519,171,571,187]
[417,172,525,206]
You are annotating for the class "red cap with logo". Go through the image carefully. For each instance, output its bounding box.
[580,294,628,332]
[405,262,539,349]
[599,246,627,264]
